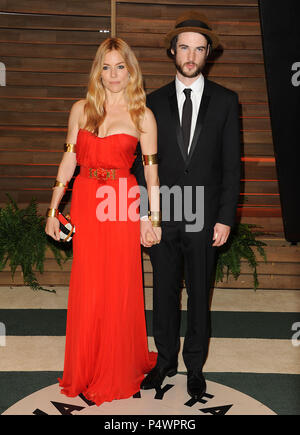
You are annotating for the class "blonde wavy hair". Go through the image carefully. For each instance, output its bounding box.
[84,37,146,134]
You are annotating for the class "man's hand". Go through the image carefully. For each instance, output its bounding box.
[140,219,161,247]
[212,222,231,247]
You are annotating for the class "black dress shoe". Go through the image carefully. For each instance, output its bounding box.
[187,370,206,399]
[140,366,177,390]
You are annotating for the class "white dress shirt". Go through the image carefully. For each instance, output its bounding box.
[175,74,205,154]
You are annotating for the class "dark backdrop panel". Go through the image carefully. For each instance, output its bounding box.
[259,0,300,242]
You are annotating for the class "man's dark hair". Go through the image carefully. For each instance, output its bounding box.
[166,33,212,60]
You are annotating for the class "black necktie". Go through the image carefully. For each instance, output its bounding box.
[182,88,192,153]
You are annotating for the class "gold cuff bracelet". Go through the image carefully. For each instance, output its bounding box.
[142,153,158,166]
[64,143,76,153]
[149,211,161,227]
[52,180,68,190]
[46,208,59,218]
[151,220,161,227]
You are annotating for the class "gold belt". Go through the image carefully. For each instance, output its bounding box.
[80,166,130,181]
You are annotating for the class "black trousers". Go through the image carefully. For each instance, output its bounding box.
[149,223,217,372]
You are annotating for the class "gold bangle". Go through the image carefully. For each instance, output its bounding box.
[46,208,58,218]
[64,143,76,153]
[142,153,158,166]
[151,220,161,227]
[149,211,161,220]
[149,211,161,227]
[52,180,68,189]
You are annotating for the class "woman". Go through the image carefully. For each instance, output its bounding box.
[45,37,160,406]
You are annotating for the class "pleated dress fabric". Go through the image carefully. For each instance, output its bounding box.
[58,129,156,406]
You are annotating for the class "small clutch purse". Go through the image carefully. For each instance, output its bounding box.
[57,212,75,242]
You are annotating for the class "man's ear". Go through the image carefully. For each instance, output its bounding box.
[171,48,175,56]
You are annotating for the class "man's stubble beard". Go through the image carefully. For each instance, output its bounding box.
[174,58,206,78]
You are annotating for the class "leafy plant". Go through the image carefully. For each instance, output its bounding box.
[0,194,72,293]
[215,223,267,290]
[0,194,267,293]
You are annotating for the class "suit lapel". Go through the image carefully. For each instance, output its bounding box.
[168,82,188,162]
[187,79,212,164]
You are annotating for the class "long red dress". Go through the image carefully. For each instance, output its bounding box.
[58,129,156,406]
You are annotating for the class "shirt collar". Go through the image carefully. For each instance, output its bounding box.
[175,74,204,96]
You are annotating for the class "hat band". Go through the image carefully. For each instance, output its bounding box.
[175,19,211,31]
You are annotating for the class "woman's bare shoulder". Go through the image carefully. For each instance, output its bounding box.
[144,106,155,120]
[71,99,87,115]
[69,99,87,127]
[142,106,156,130]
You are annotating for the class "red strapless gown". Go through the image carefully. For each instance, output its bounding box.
[58,129,156,406]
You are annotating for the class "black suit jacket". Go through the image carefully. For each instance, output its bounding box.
[132,78,241,229]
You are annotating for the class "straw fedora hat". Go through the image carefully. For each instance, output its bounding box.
[164,11,220,51]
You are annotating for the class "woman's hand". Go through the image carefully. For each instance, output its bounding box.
[152,226,162,244]
[45,217,60,242]
[140,220,162,247]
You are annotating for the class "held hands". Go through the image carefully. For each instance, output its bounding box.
[45,217,61,242]
[140,219,162,248]
[140,220,230,247]
[212,222,231,247]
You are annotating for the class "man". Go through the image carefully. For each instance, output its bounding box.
[134,11,240,400]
